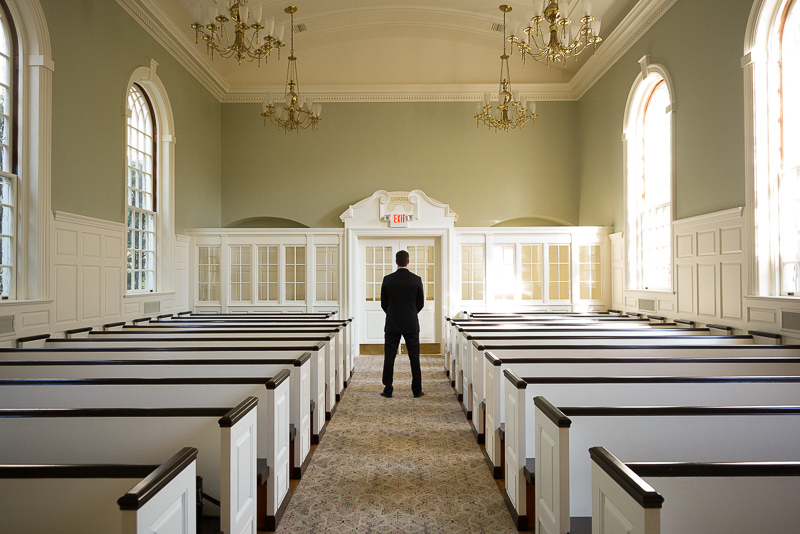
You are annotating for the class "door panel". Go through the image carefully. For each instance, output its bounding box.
[359,238,437,344]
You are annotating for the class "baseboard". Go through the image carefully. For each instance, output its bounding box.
[359,343,440,354]
[312,423,327,445]
[471,424,485,444]
[503,489,528,531]
[291,450,313,480]
[482,448,503,479]
[265,485,292,531]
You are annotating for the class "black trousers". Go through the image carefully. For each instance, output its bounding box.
[382,331,422,395]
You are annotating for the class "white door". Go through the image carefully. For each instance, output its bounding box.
[360,238,438,344]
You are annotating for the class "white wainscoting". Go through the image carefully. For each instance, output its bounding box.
[53,211,125,328]
[672,208,746,330]
[48,211,187,335]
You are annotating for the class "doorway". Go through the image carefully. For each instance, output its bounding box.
[358,237,440,349]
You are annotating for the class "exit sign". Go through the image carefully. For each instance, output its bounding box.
[389,213,409,228]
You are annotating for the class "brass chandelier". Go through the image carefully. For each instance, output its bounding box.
[475,5,536,132]
[261,6,321,133]
[191,1,285,64]
[510,0,602,66]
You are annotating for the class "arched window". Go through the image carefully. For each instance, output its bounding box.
[0,3,16,297]
[748,0,800,296]
[778,0,800,293]
[126,83,157,292]
[624,60,674,291]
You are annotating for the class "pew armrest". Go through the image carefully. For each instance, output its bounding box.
[524,458,535,485]
[256,459,270,486]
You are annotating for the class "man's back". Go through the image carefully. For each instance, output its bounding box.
[381,268,425,334]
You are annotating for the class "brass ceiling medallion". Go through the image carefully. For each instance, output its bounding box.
[191,1,285,65]
[261,6,321,133]
[475,5,536,132]
[510,0,602,66]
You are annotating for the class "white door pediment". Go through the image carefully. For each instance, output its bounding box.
[340,190,458,230]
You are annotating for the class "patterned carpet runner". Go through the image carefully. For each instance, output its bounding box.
[275,353,518,533]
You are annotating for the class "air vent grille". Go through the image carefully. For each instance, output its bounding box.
[782,310,800,332]
[293,23,307,33]
[638,298,657,312]
[0,315,14,335]
[143,301,161,314]
[491,22,506,32]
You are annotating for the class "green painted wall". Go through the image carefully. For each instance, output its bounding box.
[220,101,579,228]
[577,0,752,229]
[42,0,222,232]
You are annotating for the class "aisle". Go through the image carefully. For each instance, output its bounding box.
[275,353,518,533]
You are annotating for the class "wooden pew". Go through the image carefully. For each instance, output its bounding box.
[471,339,771,447]
[184,312,337,319]
[534,398,800,534]
[115,318,354,397]
[453,326,715,407]
[502,373,800,530]
[0,447,198,534]
[43,336,333,436]
[445,318,680,394]
[0,399,257,533]
[0,345,315,472]
[0,373,292,529]
[467,335,754,412]
[590,447,800,534]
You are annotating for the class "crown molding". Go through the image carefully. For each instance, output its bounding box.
[116,0,228,101]
[118,0,676,103]
[569,0,679,99]
[223,83,575,103]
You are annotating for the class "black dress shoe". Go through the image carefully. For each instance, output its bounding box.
[413,391,425,398]
[380,391,392,398]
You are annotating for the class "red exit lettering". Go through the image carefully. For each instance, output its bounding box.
[394,214,405,223]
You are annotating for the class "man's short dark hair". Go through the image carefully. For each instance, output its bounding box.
[396,250,410,267]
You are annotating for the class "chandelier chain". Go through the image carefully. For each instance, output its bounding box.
[261,6,321,133]
[474,5,536,132]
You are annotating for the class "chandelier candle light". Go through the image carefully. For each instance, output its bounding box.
[511,0,602,65]
[261,6,321,133]
[191,1,285,64]
[475,5,536,132]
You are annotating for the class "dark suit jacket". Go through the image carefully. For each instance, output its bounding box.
[381,267,425,334]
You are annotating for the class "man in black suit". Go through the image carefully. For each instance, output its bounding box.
[380,249,425,398]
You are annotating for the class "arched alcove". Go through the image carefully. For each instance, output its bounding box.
[492,216,574,227]
[226,217,310,229]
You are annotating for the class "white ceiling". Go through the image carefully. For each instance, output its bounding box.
[125,0,672,101]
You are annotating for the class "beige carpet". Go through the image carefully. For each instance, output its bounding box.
[276,353,518,533]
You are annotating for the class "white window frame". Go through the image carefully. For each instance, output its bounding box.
[0,0,52,302]
[460,244,486,302]
[314,244,339,303]
[746,0,800,297]
[125,83,157,293]
[123,60,175,296]
[623,56,676,292]
[0,7,14,298]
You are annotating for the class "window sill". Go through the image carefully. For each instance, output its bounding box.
[0,299,54,307]
[745,295,800,302]
[124,291,176,299]
[623,289,675,296]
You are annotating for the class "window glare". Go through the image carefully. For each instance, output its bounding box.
[784,1,800,170]
[126,84,156,292]
[643,82,671,208]
[628,73,672,291]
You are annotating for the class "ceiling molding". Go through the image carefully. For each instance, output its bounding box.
[569,0,679,98]
[223,83,576,103]
[116,0,228,101]
[119,0,676,103]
